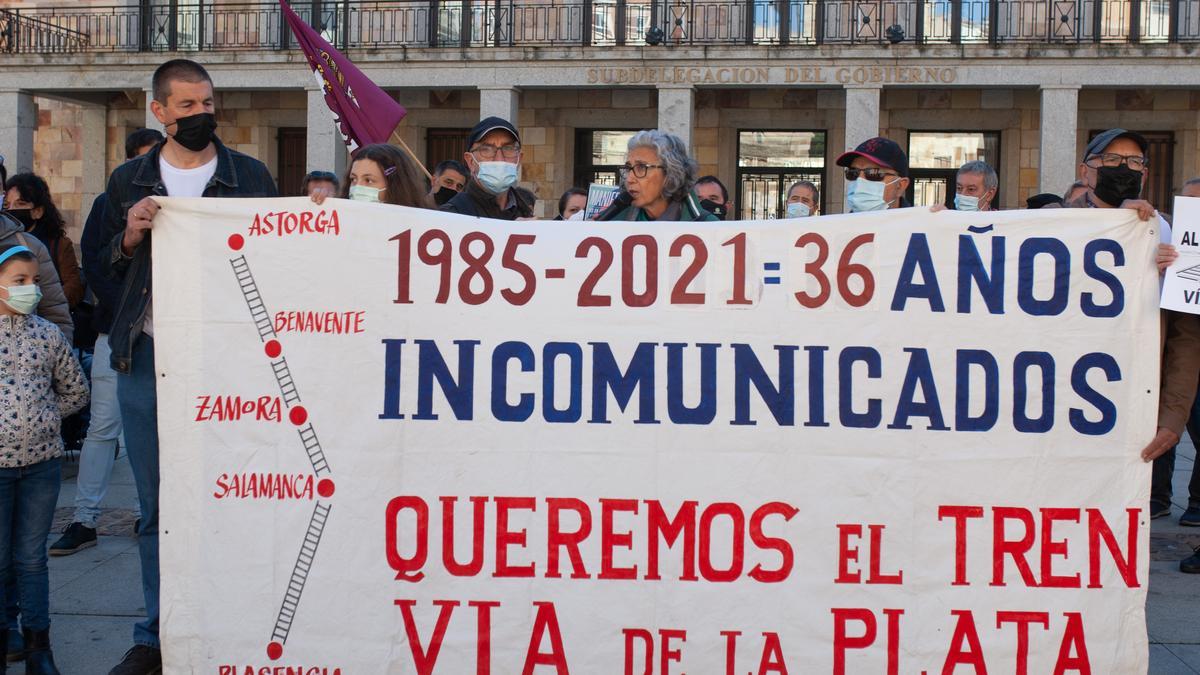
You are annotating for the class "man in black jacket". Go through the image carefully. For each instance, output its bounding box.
[99,59,277,675]
[441,116,535,219]
[50,129,163,560]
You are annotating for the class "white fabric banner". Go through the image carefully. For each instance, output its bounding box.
[153,198,1159,675]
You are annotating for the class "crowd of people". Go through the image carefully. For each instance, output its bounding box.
[0,56,1197,673]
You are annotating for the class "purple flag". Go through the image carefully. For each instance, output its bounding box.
[281,0,406,151]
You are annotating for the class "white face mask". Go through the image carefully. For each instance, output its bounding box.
[349,185,383,203]
[845,177,898,213]
[1,283,41,315]
[475,161,520,195]
[785,202,812,218]
[954,193,981,211]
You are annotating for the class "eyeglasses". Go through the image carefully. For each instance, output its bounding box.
[844,168,897,182]
[1084,153,1147,171]
[620,163,665,179]
[471,144,521,160]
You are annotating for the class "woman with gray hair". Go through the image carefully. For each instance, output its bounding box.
[597,129,719,222]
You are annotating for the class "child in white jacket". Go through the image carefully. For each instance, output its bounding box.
[0,244,88,673]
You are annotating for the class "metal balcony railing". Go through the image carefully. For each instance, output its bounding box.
[1,1,1197,54]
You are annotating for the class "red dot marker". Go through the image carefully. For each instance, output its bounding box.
[264,340,282,359]
[267,642,283,661]
[228,234,245,251]
[317,478,335,498]
[289,406,308,426]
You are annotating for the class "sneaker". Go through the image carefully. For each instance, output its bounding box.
[108,644,162,675]
[6,629,23,663]
[49,522,97,556]
[1182,546,1200,574]
[1181,506,1200,527]
[1150,501,1172,519]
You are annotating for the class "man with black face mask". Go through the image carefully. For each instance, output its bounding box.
[427,159,468,206]
[98,58,277,675]
[1066,129,1160,225]
[695,175,732,220]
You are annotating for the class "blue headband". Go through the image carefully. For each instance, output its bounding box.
[0,245,32,267]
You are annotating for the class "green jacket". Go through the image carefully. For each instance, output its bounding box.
[600,192,720,222]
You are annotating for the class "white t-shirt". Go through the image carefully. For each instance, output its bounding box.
[143,155,217,337]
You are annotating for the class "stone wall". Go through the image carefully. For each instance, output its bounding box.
[695,87,845,214]
[30,90,304,242]
[883,87,1039,210]
[1078,88,1200,200]
[26,85,1200,233]
[31,98,85,240]
[392,88,660,218]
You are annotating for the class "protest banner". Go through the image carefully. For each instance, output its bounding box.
[153,199,1158,674]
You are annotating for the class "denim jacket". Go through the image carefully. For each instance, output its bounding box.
[100,139,278,374]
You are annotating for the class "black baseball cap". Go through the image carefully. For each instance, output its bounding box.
[467,116,520,147]
[1084,128,1148,160]
[1025,193,1064,209]
[836,137,909,178]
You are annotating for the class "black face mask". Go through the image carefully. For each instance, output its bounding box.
[699,198,727,220]
[433,186,458,206]
[170,112,218,152]
[1092,165,1143,206]
[4,208,34,230]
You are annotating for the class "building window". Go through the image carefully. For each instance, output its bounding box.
[907,131,1000,208]
[276,127,307,197]
[736,130,826,219]
[1087,129,1175,214]
[427,128,470,170]
[574,129,638,186]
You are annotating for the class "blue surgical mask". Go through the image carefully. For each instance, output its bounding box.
[954,193,981,212]
[349,185,382,203]
[1,284,41,315]
[785,202,812,218]
[845,177,897,213]
[475,161,519,195]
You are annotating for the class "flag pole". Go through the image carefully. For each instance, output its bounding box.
[388,127,433,181]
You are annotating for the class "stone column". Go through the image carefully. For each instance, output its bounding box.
[843,86,881,150]
[656,85,695,152]
[80,104,109,213]
[832,86,882,214]
[0,90,37,173]
[479,87,519,124]
[306,87,347,176]
[1038,85,1080,194]
[143,87,163,132]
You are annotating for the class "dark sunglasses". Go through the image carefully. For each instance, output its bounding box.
[844,167,897,182]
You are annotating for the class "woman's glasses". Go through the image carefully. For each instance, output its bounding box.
[620,163,665,179]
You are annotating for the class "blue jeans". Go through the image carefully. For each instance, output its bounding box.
[75,336,138,527]
[116,336,159,649]
[0,458,62,633]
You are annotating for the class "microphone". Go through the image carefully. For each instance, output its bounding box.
[594,189,633,221]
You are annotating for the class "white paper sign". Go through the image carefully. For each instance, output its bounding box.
[152,200,1158,674]
[584,183,621,219]
[1161,196,1200,313]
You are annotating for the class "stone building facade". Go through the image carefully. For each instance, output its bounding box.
[2,1,1200,238]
